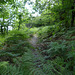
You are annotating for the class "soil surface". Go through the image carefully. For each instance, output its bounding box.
[29,34,45,68]
[29,34,38,47]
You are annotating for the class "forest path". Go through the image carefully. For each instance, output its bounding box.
[29,34,38,47]
[29,34,45,68]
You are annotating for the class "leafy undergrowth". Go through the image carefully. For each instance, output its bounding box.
[0,27,75,75]
[0,30,35,75]
[0,29,31,61]
[37,27,75,75]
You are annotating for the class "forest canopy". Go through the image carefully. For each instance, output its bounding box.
[0,0,75,34]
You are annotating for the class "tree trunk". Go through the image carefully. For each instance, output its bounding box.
[2,14,4,34]
[71,0,75,27]
[7,26,8,34]
[1,25,3,34]
[18,15,21,30]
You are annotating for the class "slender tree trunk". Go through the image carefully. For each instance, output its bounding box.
[71,0,75,27]
[7,26,8,34]
[18,15,21,30]
[3,15,4,34]
[1,15,4,34]
[1,25,3,34]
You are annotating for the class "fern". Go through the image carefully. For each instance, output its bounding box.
[43,41,67,58]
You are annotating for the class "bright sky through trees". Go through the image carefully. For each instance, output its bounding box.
[18,0,40,16]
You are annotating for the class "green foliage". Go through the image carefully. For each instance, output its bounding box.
[8,29,29,39]
[42,40,75,74]
[0,61,22,75]
[37,26,53,38]
[0,36,6,44]
[0,50,34,75]
[29,27,39,34]
[0,61,8,75]
[37,25,60,40]
[0,29,31,61]
[0,27,75,75]
[42,41,67,59]
[64,29,75,40]
[0,0,75,74]
[0,0,15,4]
[9,50,33,75]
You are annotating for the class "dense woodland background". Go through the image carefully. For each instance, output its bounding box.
[0,0,75,75]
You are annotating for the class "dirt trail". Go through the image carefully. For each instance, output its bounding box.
[29,34,45,68]
[29,34,38,47]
